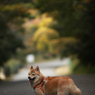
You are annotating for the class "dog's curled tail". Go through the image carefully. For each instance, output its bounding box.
[69,84,81,95]
[68,78,81,95]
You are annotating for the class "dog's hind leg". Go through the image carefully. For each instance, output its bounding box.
[57,85,69,95]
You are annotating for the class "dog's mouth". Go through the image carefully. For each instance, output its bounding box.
[28,77,36,82]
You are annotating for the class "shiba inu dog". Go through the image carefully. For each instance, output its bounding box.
[28,66,81,95]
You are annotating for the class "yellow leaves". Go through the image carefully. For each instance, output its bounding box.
[24,11,59,53]
[39,17,53,27]
[33,27,59,51]
[36,35,48,51]
[33,27,58,40]
[27,9,40,18]
[24,9,78,55]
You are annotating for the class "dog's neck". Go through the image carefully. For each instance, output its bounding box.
[34,76,44,87]
[30,74,44,88]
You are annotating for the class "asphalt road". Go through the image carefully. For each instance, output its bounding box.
[0,74,95,95]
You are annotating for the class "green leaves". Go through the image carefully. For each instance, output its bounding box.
[0,1,32,66]
[33,0,95,66]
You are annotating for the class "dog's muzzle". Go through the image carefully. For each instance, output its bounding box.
[28,76,36,82]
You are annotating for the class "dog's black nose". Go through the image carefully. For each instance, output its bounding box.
[28,77,31,80]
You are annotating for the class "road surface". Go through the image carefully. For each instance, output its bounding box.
[0,74,95,95]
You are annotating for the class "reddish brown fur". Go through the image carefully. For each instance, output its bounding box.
[28,66,81,95]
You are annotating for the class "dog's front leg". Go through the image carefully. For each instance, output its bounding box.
[35,88,43,95]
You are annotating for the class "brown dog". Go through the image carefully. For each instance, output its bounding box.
[28,66,81,95]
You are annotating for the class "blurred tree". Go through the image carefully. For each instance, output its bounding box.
[0,0,33,66]
[24,14,59,57]
[33,0,95,66]
[33,27,59,52]
[75,0,95,66]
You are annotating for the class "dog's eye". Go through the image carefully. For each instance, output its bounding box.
[32,74,35,76]
[28,73,30,75]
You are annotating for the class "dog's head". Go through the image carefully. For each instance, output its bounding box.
[28,66,43,82]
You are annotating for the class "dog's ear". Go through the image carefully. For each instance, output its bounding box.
[35,66,40,71]
[30,66,33,70]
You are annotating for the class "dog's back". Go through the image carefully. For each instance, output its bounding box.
[45,76,81,95]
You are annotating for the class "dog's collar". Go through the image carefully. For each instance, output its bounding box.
[34,78,45,93]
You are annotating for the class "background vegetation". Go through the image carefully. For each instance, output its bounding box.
[0,0,95,78]
[33,0,95,73]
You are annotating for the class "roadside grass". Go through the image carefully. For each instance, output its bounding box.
[55,59,95,75]
[0,79,4,82]
[73,64,95,74]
